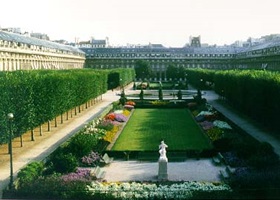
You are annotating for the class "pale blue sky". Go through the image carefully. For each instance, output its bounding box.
[0,0,280,47]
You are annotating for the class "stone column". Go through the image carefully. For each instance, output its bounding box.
[158,157,168,181]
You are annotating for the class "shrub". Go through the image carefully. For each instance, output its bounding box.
[222,151,247,167]
[122,109,131,117]
[105,113,116,121]
[81,151,102,166]
[233,138,258,159]
[119,90,127,105]
[16,161,44,189]
[48,152,78,174]
[66,132,99,158]
[115,113,127,122]
[96,119,114,131]
[124,104,134,110]
[228,166,280,190]
[206,127,224,141]
[158,87,163,100]
[247,153,279,169]
[103,125,119,143]
[125,101,136,106]
[61,168,94,181]
[14,174,91,200]
[213,138,232,152]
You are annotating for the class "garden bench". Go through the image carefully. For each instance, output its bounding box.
[100,153,114,165]
[212,152,225,165]
[219,165,236,180]
[91,166,106,179]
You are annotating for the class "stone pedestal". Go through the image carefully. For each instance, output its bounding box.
[158,158,168,181]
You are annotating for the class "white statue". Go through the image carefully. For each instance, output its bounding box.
[159,140,168,160]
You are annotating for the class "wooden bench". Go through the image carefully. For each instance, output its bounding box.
[100,153,114,166]
[91,166,106,179]
[212,152,225,165]
[220,165,236,180]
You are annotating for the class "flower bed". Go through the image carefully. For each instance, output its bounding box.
[87,181,232,200]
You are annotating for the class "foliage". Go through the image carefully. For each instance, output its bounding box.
[187,68,280,133]
[122,109,131,117]
[228,166,280,192]
[139,88,144,100]
[115,113,127,122]
[0,68,135,144]
[96,119,115,131]
[119,90,127,105]
[66,132,99,158]
[12,174,91,200]
[134,60,152,80]
[61,168,94,182]
[177,89,183,100]
[158,87,163,100]
[222,151,247,167]
[125,100,136,106]
[87,181,232,200]
[16,161,44,189]
[106,68,135,89]
[81,152,102,166]
[47,151,78,174]
[206,127,224,141]
[103,125,120,143]
[0,69,105,143]
[166,65,186,80]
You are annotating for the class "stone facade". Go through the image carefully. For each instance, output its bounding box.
[80,38,280,79]
[0,31,85,71]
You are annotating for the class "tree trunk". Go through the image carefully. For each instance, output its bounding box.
[31,129,35,141]
[60,114,63,124]
[66,111,69,120]
[20,135,23,147]
[39,125,42,136]
[48,120,51,131]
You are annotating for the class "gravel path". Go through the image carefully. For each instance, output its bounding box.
[103,158,225,182]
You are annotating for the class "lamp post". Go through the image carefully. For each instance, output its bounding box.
[200,78,204,90]
[7,113,14,189]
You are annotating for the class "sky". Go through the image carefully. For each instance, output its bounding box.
[1,0,280,47]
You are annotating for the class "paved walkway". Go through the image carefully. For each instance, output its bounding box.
[103,159,224,182]
[1,84,280,198]
[203,90,280,156]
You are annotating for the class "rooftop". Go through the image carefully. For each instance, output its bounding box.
[0,31,84,55]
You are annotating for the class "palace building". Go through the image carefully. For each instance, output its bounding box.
[2,29,280,76]
[0,30,85,71]
[80,36,280,80]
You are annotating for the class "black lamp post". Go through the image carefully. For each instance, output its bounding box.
[200,78,204,90]
[7,113,14,189]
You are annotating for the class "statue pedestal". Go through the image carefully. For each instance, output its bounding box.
[158,157,168,181]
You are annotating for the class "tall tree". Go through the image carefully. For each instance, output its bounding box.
[135,60,152,80]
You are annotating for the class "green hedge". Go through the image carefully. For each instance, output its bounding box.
[214,70,280,132]
[107,68,136,89]
[0,68,135,144]
[186,68,280,133]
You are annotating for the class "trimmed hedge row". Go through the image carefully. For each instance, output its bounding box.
[0,68,135,144]
[107,68,136,90]
[186,68,280,133]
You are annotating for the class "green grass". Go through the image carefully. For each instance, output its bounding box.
[111,108,212,151]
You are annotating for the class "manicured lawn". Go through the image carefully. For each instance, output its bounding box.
[112,108,212,151]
